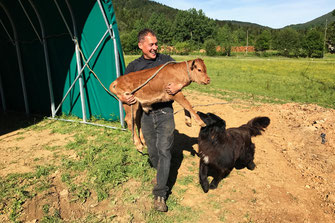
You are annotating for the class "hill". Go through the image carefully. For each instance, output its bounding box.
[286,10,335,29]
[113,0,179,32]
[113,0,334,32]
[112,0,267,33]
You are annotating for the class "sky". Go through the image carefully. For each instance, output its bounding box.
[153,0,335,29]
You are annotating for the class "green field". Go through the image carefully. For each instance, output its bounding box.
[1,55,334,222]
[125,55,335,108]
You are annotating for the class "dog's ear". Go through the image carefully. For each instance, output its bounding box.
[207,113,224,123]
[207,113,225,128]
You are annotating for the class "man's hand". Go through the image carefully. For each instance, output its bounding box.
[166,83,183,95]
[121,92,136,105]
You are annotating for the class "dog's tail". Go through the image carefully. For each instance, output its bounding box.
[246,116,270,137]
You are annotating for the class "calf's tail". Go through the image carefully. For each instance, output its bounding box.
[109,81,117,95]
[246,116,270,137]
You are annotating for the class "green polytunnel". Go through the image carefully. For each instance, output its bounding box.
[0,0,125,127]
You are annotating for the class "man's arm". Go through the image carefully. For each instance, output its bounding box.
[121,93,136,105]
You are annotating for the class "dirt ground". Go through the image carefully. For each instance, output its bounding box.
[1,91,335,222]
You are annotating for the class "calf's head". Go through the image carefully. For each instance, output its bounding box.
[190,59,210,85]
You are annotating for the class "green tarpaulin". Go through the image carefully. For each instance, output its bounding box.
[0,0,125,121]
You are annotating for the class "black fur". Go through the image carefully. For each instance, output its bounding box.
[197,112,270,193]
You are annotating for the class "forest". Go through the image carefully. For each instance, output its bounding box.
[113,0,335,58]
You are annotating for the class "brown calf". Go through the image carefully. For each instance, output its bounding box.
[110,58,210,151]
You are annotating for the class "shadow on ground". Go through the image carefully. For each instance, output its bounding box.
[0,112,43,136]
[167,130,198,194]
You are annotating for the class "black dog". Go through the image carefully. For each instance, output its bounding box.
[197,112,270,193]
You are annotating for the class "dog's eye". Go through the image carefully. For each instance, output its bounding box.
[198,69,202,72]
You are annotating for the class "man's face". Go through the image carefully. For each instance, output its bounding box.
[138,34,158,60]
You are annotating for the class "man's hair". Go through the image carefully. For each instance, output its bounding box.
[138,28,156,43]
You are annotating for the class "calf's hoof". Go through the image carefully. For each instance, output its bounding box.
[199,121,206,127]
[185,122,192,127]
[135,144,144,153]
[185,118,192,127]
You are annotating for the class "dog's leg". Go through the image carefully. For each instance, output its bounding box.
[246,143,256,170]
[199,159,210,193]
[210,168,232,190]
[173,92,206,127]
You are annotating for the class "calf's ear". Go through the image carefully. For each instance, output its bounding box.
[191,60,196,70]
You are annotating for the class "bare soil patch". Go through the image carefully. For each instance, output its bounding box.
[173,92,335,222]
[0,91,334,222]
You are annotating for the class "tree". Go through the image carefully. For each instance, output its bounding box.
[120,30,138,54]
[233,28,247,46]
[326,10,335,53]
[171,8,216,46]
[303,29,323,58]
[215,24,233,56]
[255,30,271,52]
[146,12,173,44]
[273,28,300,57]
[120,19,145,54]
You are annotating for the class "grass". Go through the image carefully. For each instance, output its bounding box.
[1,54,335,222]
[125,54,335,108]
[0,116,153,221]
[0,116,201,222]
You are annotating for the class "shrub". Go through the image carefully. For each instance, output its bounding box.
[174,42,191,55]
[204,39,217,56]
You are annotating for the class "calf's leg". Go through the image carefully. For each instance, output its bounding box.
[124,103,144,152]
[184,109,192,127]
[173,92,205,127]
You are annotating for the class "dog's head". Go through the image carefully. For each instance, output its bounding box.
[197,111,226,146]
[197,111,226,128]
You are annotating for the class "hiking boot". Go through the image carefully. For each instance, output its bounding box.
[154,196,168,212]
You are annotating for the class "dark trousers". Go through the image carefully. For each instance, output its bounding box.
[141,106,175,199]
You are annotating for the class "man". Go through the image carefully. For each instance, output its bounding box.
[121,28,182,212]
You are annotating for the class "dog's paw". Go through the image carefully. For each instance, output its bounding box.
[209,180,219,190]
[247,162,256,170]
[202,185,209,193]
[200,180,210,193]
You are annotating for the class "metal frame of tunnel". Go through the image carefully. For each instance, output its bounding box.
[0,1,29,115]
[0,0,125,130]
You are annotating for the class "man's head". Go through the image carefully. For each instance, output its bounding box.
[138,28,158,60]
